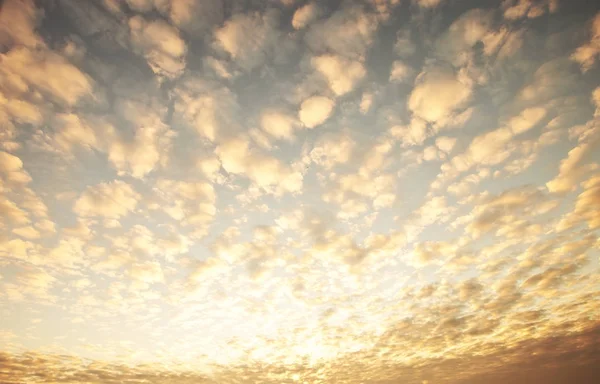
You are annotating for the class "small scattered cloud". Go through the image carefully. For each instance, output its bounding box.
[298,95,335,128]
[129,15,187,79]
[409,66,473,128]
[312,54,366,96]
[305,4,379,61]
[571,12,600,72]
[74,180,140,219]
[214,10,282,71]
[292,2,321,30]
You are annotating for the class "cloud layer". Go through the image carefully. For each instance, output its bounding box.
[1,0,599,383]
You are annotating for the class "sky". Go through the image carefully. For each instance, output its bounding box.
[1,0,600,383]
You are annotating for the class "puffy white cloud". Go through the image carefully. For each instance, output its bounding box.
[195,155,221,182]
[292,2,321,30]
[298,96,335,128]
[35,219,56,234]
[310,132,355,169]
[507,107,547,135]
[216,137,303,194]
[0,0,42,49]
[323,169,396,219]
[557,175,600,231]
[108,102,175,179]
[0,197,29,225]
[129,261,164,289]
[312,54,366,96]
[305,4,379,60]
[389,60,415,83]
[52,113,103,153]
[0,48,92,106]
[51,108,173,179]
[129,15,187,79]
[152,180,216,237]
[260,110,298,140]
[432,107,547,189]
[546,141,598,194]
[215,10,280,71]
[435,8,524,74]
[408,67,472,128]
[0,95,44,129]
[404,196,455,241]
[390,117,429,147]
[435,136,457,154]
[359,92,374,114]
[571,12,600,72]
[0,151,32,185]
[435,9,493,64]
[502,0,559,20]
[165,0,223,35]
[593,87,600,117]
[12,266,57,301]
[74,180,140,219]
[174,79,240,142]
[125,0,224,36]
[12,226,41,240]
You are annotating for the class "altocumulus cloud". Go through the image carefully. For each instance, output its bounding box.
[0,0,600,383]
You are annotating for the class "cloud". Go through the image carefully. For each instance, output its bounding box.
[214,10,281,71]
[3,1,600,381]
[0,0,43,49]
[464,187,556,239]
[0,47,93,106]
[310,132,355,169]
[571,12,600,72]
[312,54,366,96]
[359,91,374,114]
[557,175,600,231]
[109,101,175,178]
[52,113,102,153]
[152,180,216,238]
[305,4,379,60]
[129,15,187,79]
[414,0,442,8]
[0,151,32,186]
[546,118,599,194]
[0,197,29,225]
[394,28,417,58]
[174,78,240,142]
[164,0,224,36]
[298,95,335,128]
[215,136,303,194]
[322,169,397,219]
[12,226,41,240]
[408,66,473,128]
[260,110,299,140]
[129,261,164,289]
[502,0,559,20]
[292,2,321,30]
[435,136,457,153]
[124,0,224,36]
[74,180,140,219]
[432,107,547,188]
[389,60,415,83]
[593,86,600,117]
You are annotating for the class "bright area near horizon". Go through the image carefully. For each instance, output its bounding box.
[1,0,600,383]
